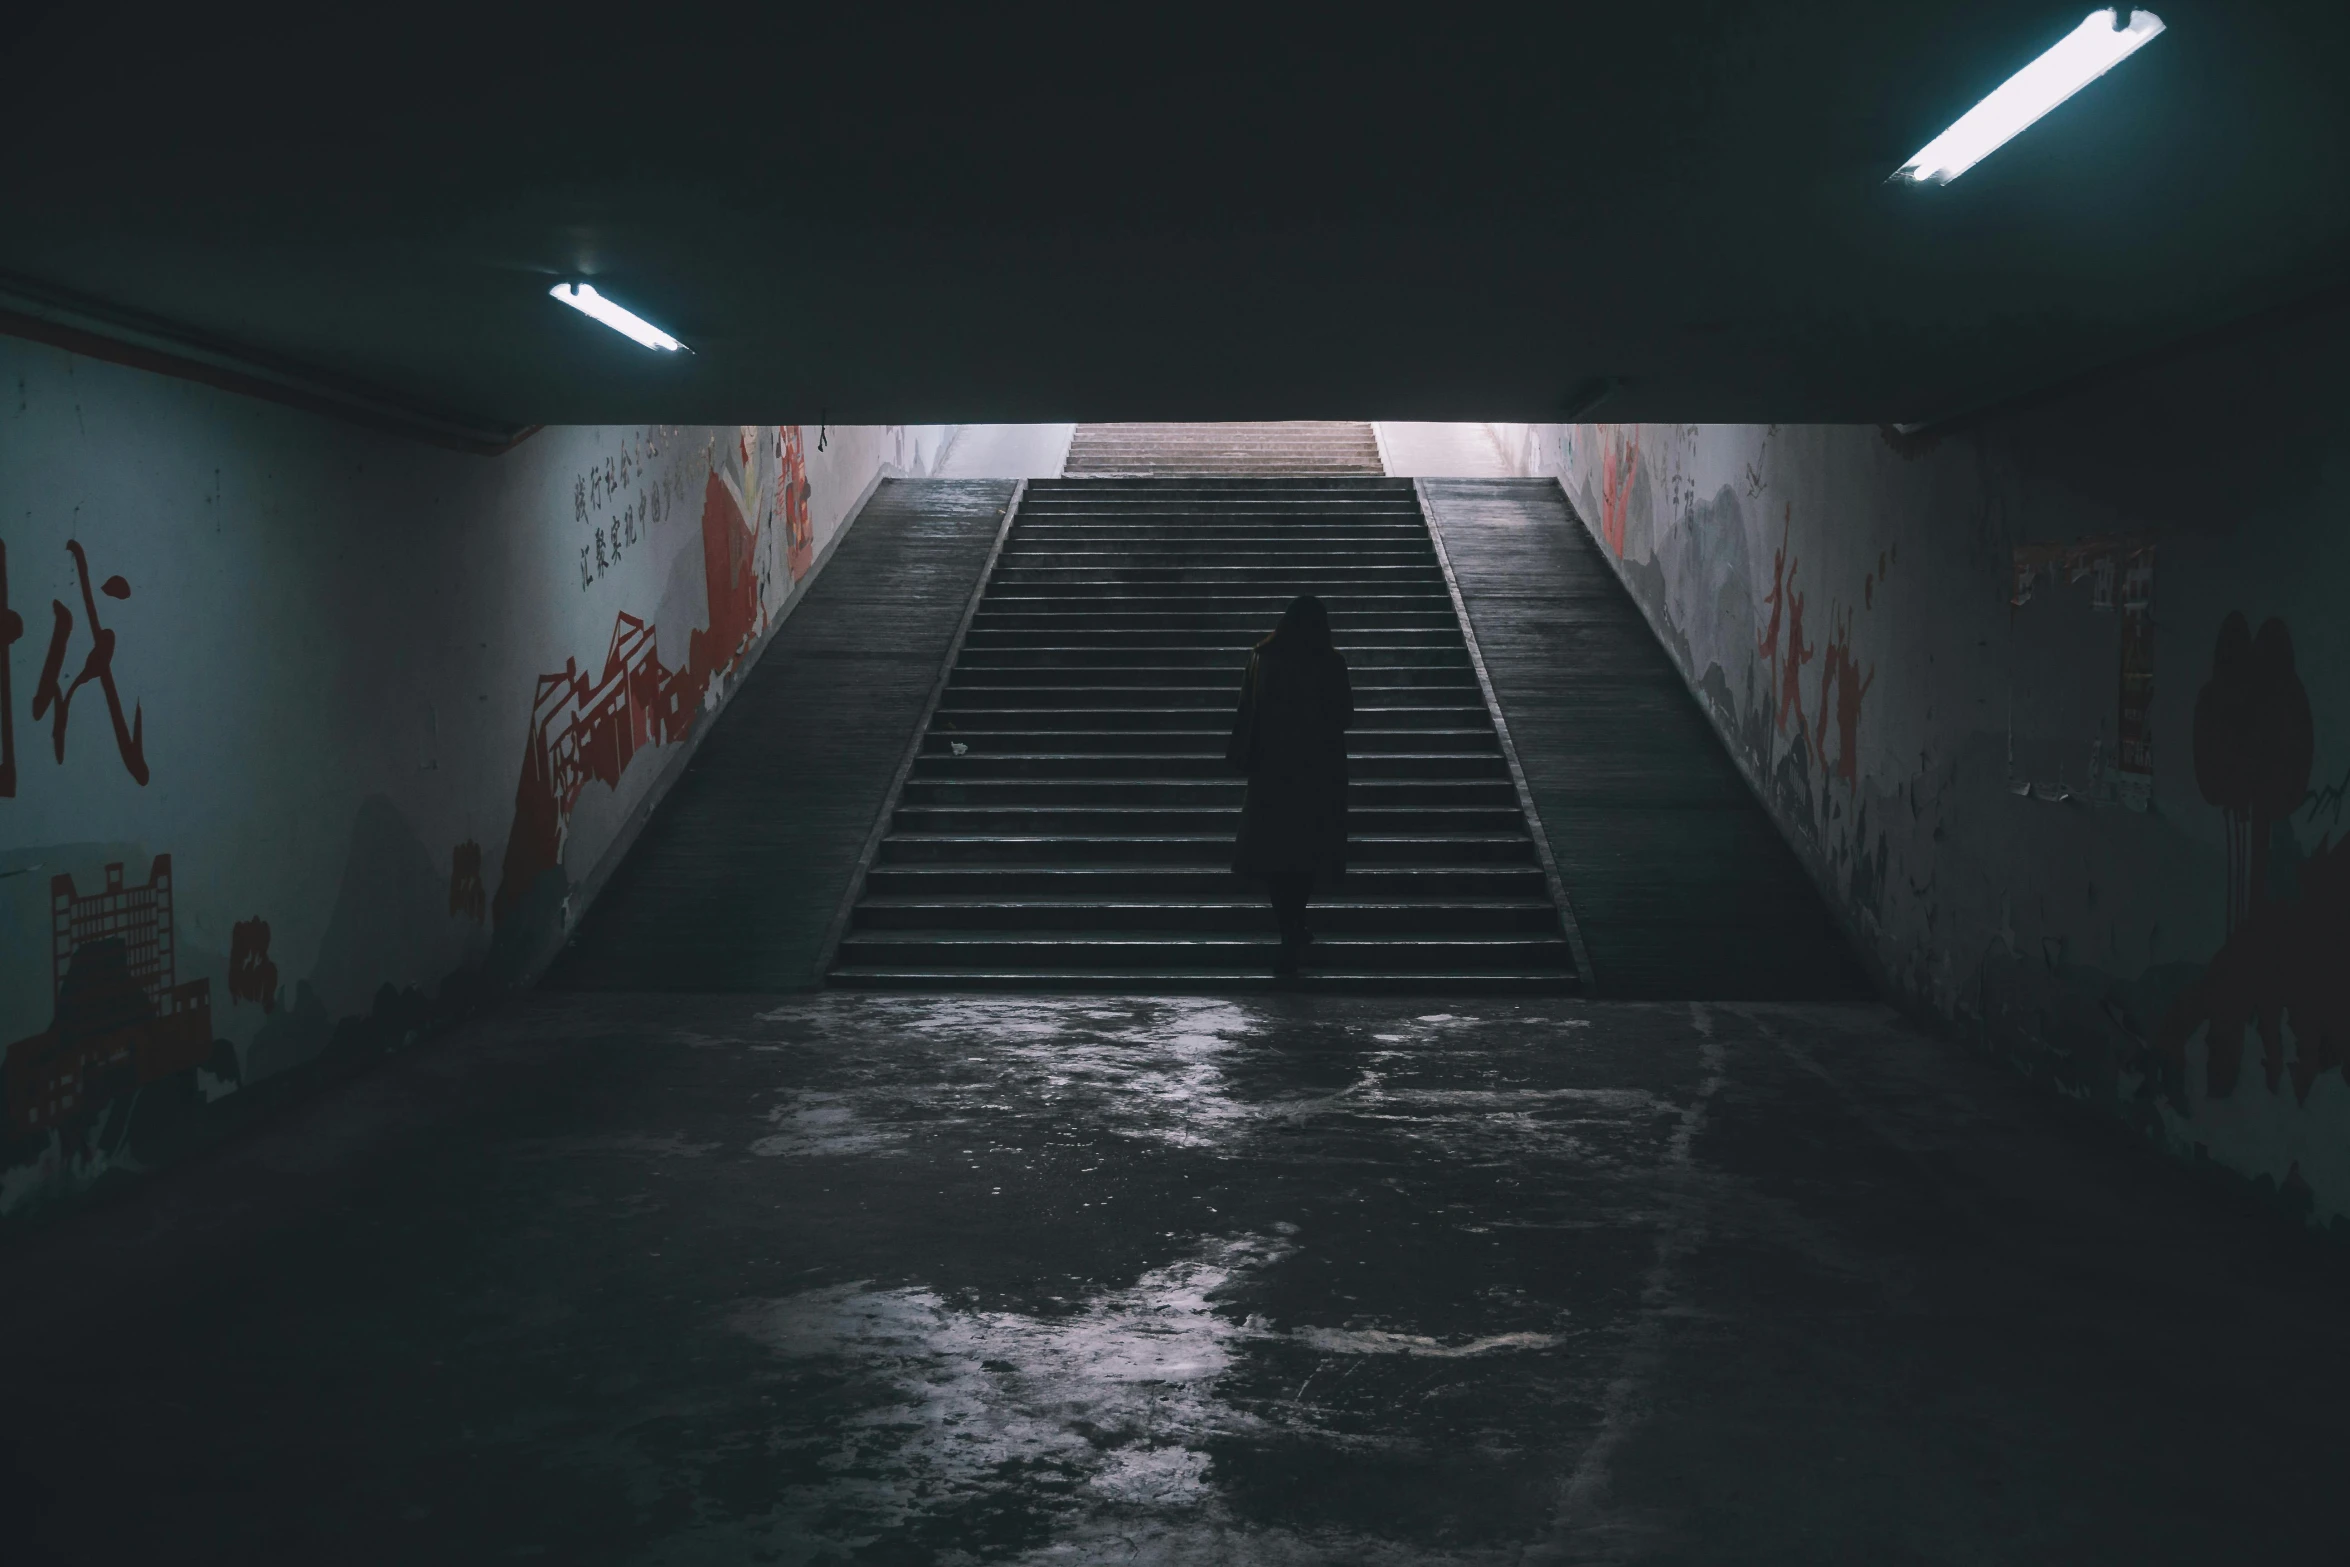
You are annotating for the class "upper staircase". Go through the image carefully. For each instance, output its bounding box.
[828,475,1581,991]
[1063,421,1383,476]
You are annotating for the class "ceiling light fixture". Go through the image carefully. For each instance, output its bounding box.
[549,282,688,352]
[1894,8,2165,185]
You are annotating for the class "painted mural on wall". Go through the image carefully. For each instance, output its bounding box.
[495,426,791,928]
[2159,616,2344,1105]
[1514,411,2350,1228]
[0,536,153,800]
[4,857,231,1158]
[0,327,952,1219]
[782,423,815,582]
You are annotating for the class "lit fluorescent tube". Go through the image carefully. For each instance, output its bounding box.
[549,283,688,352]
[1894,8,2165,185]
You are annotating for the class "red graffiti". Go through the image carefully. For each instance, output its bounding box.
[1780,594,1813,738]
[688,460,765,702]
[1757,511,1811,736]
[2159,612,2337,1104]
[781,424,815,582]
[2159,831,2350,1103]
[1758,513,1791,658]
[1597,426,1641,557]
[228,917,279,1012]
[1813,605,1875,789]
[0,539,20,798]
[449,840,486,923]
[492,451,771,927]
[29,540,148,785]
[492,611,688,926]
[493,715,564,929]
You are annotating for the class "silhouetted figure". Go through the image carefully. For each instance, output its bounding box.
[1228,594,1353,975]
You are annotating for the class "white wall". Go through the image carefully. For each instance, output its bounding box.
[0,334,949,1212]
[1497,303,2350,1229]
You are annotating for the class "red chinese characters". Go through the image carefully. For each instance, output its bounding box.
[28,540,149,786]
[0,540,20,798]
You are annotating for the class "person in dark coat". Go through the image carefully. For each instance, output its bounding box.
[1228,594,1353,974]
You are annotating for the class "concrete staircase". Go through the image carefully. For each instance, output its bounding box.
[1064,422,1383,476]
[829,477,1581,991]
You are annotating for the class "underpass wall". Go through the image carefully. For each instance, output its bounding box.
[1498,301,2350,1228]
[0,333,950,1216]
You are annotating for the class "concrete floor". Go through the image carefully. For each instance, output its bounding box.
[5,994,2348,1563]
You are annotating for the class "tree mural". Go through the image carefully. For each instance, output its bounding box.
[2161,612,2342,1104]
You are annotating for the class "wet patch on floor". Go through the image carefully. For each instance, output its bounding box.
[5,994,2350,1563]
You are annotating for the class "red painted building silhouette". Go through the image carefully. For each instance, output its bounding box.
[4,856,214,1139]
[540,611,691,821]
[492,459,771,927]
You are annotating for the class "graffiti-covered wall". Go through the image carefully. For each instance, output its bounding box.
[1496,301,2350,1227]
[0,334,951,1215]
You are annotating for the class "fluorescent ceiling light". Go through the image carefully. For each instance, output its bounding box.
[1895,8,2165,185]
[549,282,688,351]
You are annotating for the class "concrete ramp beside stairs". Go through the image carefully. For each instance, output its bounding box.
[541,479,1014,992]
[1423,478,1875,1000]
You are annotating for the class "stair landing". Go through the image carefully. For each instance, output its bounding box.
[1063,422,1383,477]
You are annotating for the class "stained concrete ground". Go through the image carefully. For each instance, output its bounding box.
[5,994,2348,1564]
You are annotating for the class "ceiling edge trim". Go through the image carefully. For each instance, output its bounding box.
[0,273,537,457]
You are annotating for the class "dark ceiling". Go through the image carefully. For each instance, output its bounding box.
[3,1,2344,440]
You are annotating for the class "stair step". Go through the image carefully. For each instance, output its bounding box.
[1002,548,1437,562]
[934,707,1490,731]
[876,834,1542,866]
[1009,527,1431,538]
[920,729,1502,754]
[899,780,1517,806]
[852,898,1564,934]
[889,806,1530,835]
[984,608,1451,621]
[828,968,1579,994]
[861,865,1551,896]
[957,647,1470,669]
[836,931,1575,971]
[975,597,1456,613]
[944,664,1471,688]
[937,686,1474,710]
[910,752,1509,780]
[964,627,1465,644]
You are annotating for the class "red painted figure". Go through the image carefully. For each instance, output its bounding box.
[1813,607,1875,789]
[229,918,280,1012]
[1598,427,1640,557]
[782,424,815,582]
[1757,513,1812,737]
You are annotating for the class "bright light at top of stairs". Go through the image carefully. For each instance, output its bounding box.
[1893,8,2165,185]
[549,283,689,352]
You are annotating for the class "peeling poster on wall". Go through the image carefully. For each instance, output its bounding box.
[2007,537,2154,809]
